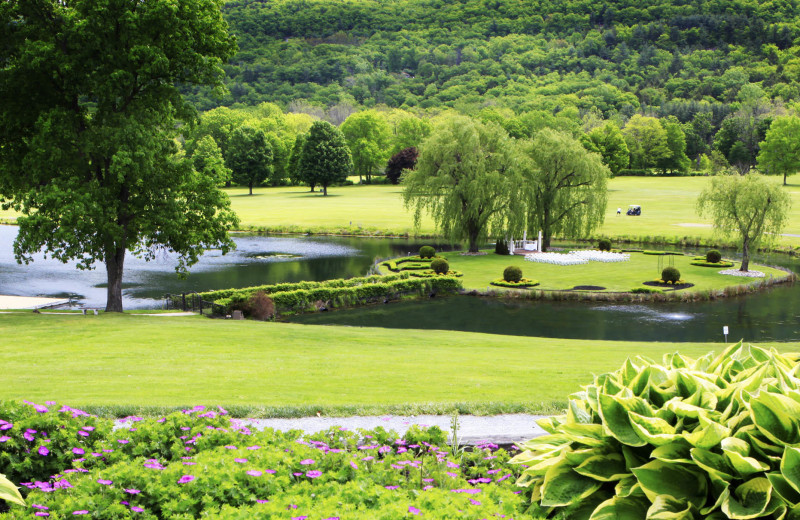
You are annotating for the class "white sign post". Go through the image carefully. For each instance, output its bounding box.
[723,325,729,343]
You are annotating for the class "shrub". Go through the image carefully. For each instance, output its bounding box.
[430,258,449,274]
[706,249,722,263]
[597,239,611,251]
[503,265,523,283]
[248,290,275,320]
[419,245,436,259]
[511,342,800,519]
[494,240,510,255]
[661,266,681,283]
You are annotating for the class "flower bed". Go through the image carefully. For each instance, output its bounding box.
[524,253,588,265]
[490,278,540,288]
[568,250,630,263]
[690,256,735,268]
[0,402,530,519]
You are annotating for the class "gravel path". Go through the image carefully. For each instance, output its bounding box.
[233,414,549,447]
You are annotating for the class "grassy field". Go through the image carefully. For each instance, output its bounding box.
[2,312,787,416]
[3,177,800,246]
[423,250,789,292]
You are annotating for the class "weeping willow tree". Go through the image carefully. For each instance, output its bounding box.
[402,116,520,253]
[520,129,611,251]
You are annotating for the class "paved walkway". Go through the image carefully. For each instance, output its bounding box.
[0,295,70,310]
[234,414,548,446]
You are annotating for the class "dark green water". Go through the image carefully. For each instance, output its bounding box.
[288,250,800,343]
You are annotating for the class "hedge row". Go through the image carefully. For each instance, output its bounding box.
[690,260,735,267]
[179,273,411,304]
[382,256,433,272]
[216,276,463,314]
[490,279,540,288]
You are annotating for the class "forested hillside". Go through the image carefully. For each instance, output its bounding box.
[187,0,800,124]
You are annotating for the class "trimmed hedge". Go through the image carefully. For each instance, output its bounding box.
[215,276,462,314]
[630,286,664,294]
[691,259,735,268]
[643,250,684,256]
[382,256,433,272]
[490,278,539,288]
[407,270,463,278]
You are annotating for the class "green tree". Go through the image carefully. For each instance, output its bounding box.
[402,116,518,253]
[581,123,630,175]
[658,116,691,174]
[287,133,310,189]
[299,121,353,196]
[191,136,231,187]
[520,129,610,251]
[0,0,238,312]
[697,174,790,271]
[757,115,800,185]
[622,115,670,170]
[228,126,273,195]
[340,110,391,183]
[389,112,433,155]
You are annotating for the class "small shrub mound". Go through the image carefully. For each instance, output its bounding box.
[661,265,681,283]
[490,278,539,288]
[503,265,523,283]
[419,245,436,259]
[706,249,722,263]
[511,342,800,520]
[248,290,275,320]
[430,258,449,274]
[494,240,510,255]
[598,239,611,251]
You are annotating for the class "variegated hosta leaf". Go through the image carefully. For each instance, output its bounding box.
[574,453,630,482]
[646,495,697,520]
[598,393,652,447]
[589,495,651,520]
[629,412,679,446]
[781,447,800,495]
[540,460,602,507]
[631,460,709,510]
[767,472,800,505]
[0,473,25,507]
[721,477,781,519]
[750,391,800,445]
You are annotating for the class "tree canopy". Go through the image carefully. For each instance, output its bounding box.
[520,129,611,251]
[340,110,391,184]
[227,126,273,195]
[697,174,790,271]
[402,116,518,253]
[0,0,238,312]
[757,115,800,186]
[581,123,630,176]
[299,121,353,196]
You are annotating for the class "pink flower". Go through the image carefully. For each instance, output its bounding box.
[124,489,140,494]
[246,470,262,477]
[97,479,113,485]
[306,470,322,479]
[38,446,49,456]
[234,458,248,463]
[177,475,195,484]
[131,506,144,512]
[300,459,314,465]
[72,511,89,515]
[409,506,421,515]
[470,498,482,505]
[349,460,358,470]
[72,448,85,455]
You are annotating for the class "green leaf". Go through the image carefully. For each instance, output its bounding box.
[767,472,800,504]
[724,450,769,478]
[615,477,643,498]
[691,448,736,481]
[750,391,800,445]
[721,477,775,519]
[781,447,800,494]
[540,461,602,507]
[682,416,731,449]
[646,495,697,520]
[0,474,25,507]
[589,495,651,520]
[598,393,651,447]
[629,412,678,446]
[574,453,631,482]
[632,460,708,509]
[651,441,694,464]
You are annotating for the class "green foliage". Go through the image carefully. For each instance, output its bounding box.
[385,146,418,185]
[419,246,436,259]
[598,239,612,252]
[757,115,800,185]
[340,110,391,183]
[511,342,800,519]
[299,121,353,196]
[630,287,664,294]
[287,133,308,187]
[228,126,273,194]
[491,278,539,288]
[430,258,449,275]
[691,259,735,268]
[520,128,610,250]
[582,123,630,176]
[495,240,510,255]
[623,115,671,171]
[191,135,231,187]
[0,473,25,508]
[404,116,518,253]
[503,265,523,283]
[697,174,791,271]
[706,249,722,263]
[0,0,239,312]
[661,265,681,283]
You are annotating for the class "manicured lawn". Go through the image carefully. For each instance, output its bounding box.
[3,177,800,245]
[382,250,788,293]
[0,312,783,416]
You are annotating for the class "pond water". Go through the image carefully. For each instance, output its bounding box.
[0,225,449,309]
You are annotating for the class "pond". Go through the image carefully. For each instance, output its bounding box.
[0,225,450,309]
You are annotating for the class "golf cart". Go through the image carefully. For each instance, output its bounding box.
[626,204,641,216]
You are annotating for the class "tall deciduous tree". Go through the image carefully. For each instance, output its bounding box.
[299,121,352,196]
[191,136,231,187]
[757,115,800,185]
[340,110,391,184]
[581,123,630,175]
[0,0,238,312]
[389,112,433,155]
[658,116,691,174]
[520,129,610,251]
[385,147,419,185]
[623,115,670,170]
[402,116,518,253]
[287,133,311,190]
[228,126,273,195]
[697,174,790,271]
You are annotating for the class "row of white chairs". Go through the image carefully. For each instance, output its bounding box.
[524,250,630,266]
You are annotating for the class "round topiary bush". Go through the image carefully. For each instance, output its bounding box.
[661,266,681,284]
[706,249,722,263]
[430,258,449,274]
[503,265,523,283]
[598,239,612,252]
[419,245,435,259]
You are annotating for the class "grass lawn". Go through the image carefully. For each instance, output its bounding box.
[3,177,800,245]
[382,250,788,293]
[2,312,789,416]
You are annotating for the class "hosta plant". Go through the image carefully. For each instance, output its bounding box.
[0,473,24,507]
[510,341,800,520]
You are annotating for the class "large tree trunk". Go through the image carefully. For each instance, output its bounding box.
[248,181,253,195]
[310,184,315,192]
[784,172,788,186]
[323,184,328,196]
[740,236,750,272]
[105,245,126,312]
[467,220,480,253]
